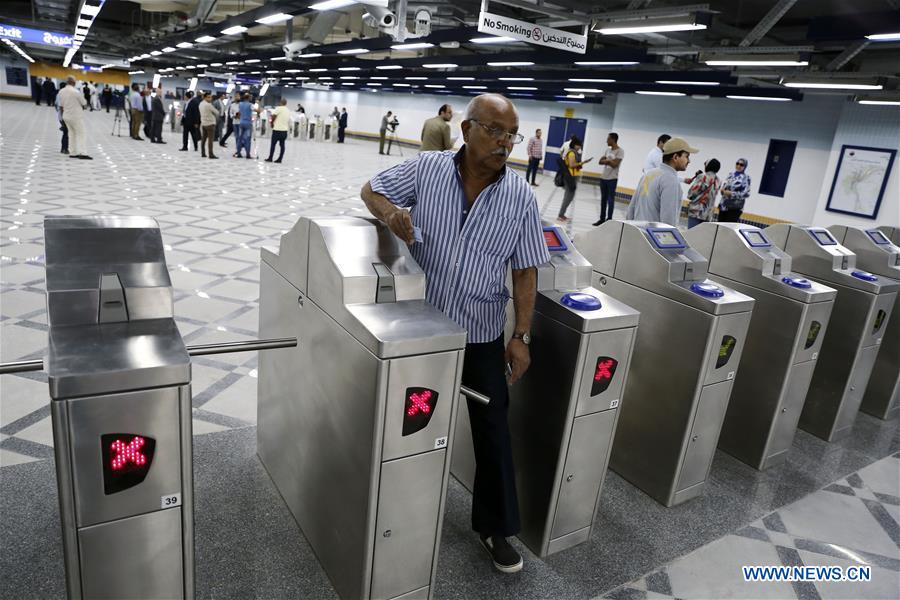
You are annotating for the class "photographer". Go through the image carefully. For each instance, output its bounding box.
[379,110,395,155]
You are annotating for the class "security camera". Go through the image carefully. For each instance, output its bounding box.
[362,4,396,30]
[283,40,312,58]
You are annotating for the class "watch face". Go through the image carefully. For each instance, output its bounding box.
[521,332,531,344]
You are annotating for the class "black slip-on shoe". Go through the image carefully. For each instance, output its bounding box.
[479,535,523,574]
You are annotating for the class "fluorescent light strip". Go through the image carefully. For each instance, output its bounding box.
[393,83,411,87]
[338,48,369,54]
[150,50,162,56]
[783,82,883,90]
[299,53,322,58]
[309,68,327,72]
[195,35,216,43]
[726,95,792,102]
[338,66,361,71]
[81,4,101,16]
[340,76,359,79]
[424,84,445,88]
[176,41,194,48]
[636,90,685,96]
[564,87,603,93]
[271,56,289,61]
[423,63,458,68]
[499,77,533,81]
[447,77,474,81]
[391,42,434,50]
[705,59,808,66]
[656,80,720,86]
[226,61,240,65]
[569,78,615,83]
[318,76,332,80]
[128,70,144,75]
[487,61,534,67]
[463,85,487,89]
[508,86,537,90]
[858,99,900,106]
[469,36,516,44]
[575,61,639,66]
[405,76,427,80]
[309,0,356,10]
[245,58,260,63]
[376,65,403,70]
[865,32,900,41]
[210,62,222,66]
[265,70,279,73]
[2,39,35,63]
[162,47,176,52]
[597,23,706,35]
[221,25,248,35]
[256,13,293,25]
[285,69,302,73]
[565,94,585,99]
[370,76,388,80]
[367,82,382,86]
[77,18,92,27]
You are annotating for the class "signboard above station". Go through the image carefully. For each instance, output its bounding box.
[477,10,588,53]
[0,23,73,48]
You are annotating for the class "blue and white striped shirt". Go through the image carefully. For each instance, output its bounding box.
[370,148,550,343]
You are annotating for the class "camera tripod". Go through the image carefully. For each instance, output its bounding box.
[386,127,403,157]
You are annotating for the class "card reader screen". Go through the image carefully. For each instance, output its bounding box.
[542,227,567,251]
[866,230,891,245]
[652,230,681,247]
[811,230,837,246]
[740,230,771,247]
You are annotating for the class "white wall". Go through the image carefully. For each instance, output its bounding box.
[812,102,900,228]
[0,56,32,98]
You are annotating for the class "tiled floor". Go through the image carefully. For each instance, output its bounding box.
[1,98,898,599]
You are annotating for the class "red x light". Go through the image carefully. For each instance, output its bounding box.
[590,357,618,396]
[403,387,439,436]
[101,434,156,495]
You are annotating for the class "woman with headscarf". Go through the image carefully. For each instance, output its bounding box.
[686,158,721,228]
[718,158,751,222]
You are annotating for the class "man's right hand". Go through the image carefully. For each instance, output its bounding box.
[386,208,415,245]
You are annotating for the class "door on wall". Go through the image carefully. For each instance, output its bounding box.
[759,139,797,197]
[544,117,588,172]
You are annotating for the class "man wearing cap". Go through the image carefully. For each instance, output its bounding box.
[626,137,698,226]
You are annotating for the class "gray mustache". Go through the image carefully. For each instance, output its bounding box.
[492,149,509,157]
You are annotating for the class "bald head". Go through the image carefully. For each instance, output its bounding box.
[67,76,77,86]
[464,93,517,123]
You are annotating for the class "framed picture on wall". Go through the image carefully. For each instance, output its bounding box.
[825,145,896,219]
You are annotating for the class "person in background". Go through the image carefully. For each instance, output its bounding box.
[128,84,144,140]
[180,91,201,151]
[685,159,721,228]
[361,93,547,575]
[525,128,543,186]
[265,98,290,163]
[42,77,57,106]
[101,85,112,112]
[719,158,751,222]
[142,86,153,140]
[82,81,91,110]
[32,77,42,105]
[213,92,225,142]
[643,133,671,172]
[198,92,220,159]
[594,132,624,226]
[557,137,591,223]
[150,87,166,144]
[420,104,453,151]
[54,82,69,154]
[627,137,698,226]
[220,92,239,148]
[330,106,339,120]
[91,84,100,111]
[338,107,348,143]
[379,110,393,155]
[58,76,92,160]
[234,92,255,159]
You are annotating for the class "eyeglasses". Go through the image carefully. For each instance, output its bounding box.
[736,162,746,167]
[469,119,525,145]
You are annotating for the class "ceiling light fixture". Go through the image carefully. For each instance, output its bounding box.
[594,15,707,35]
[309,0,357,10]
[487,61,534,67]
[338,48,369,54]
[367,82,382,86]
[655,80,720,86]
[447,77,474,80]
[80,4,101,17]
[508,86,537,90]
[566,94,585,99]
[195,35,216,43]
[424,84,445,88]
[162,47,176,52]
[221,25,248,35]
[245,58,261,63]
[226,61,240,65]
[176,41,194,49]
[469,36,516,44]
[564,87,603,93]
[391,42,434,50]
[376,65,403,70]
[725,95,792,102]
[569,78,615,83]
[858,99,900,106]
[393,83,411,86]
[2,39,35,63]
[299,53,323,58]
[309,68,327,72]
[76,18,92,27]
[338,66,361,71]
[150,50,162,56]
[340,76,359,79]
[463,85,487,89]
[271,56,289,61]
[210,62,222,66]
[499,77,533,81]
[865,32,900,41]
[256,13,293,25]
[128,69,144,75]
[370,76,388,80]
[705,59,808,67]
[783,82,883,90]
[575,61,639,66]
[636,90,685,96]
[423,63,458,68]
[405,76,427,80]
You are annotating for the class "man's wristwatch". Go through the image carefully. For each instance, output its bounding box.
[511,331,531,345]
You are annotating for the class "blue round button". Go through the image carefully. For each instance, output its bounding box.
[852,270,878,282]
[782,275,812,289]
[561,292,602,311]
[690,282,725,298]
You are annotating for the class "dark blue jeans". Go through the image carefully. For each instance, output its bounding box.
[463,336,520,537]
[267,130,287,161]
[599,178,617,222]
[525,157,540,184]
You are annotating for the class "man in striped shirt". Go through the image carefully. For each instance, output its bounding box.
[524,129,543,186]
[362,93,549,574]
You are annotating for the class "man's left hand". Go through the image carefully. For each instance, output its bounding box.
[505,339,530,385]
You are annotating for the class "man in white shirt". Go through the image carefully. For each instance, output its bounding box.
[642,134,671,172]
[593,132,624,225]
[265,98,291,163]
[58,76,92,160]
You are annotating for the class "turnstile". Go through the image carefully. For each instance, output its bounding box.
[828,225,900,420]
[767,224,899,441]
[451,224,639,557]
[686,223,837,469]
[257,216,467,600]
[576,221,754,506]
[45,216,193,600]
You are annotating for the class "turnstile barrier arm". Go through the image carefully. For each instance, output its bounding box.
[0,337,299,375]
[460,385,490,405]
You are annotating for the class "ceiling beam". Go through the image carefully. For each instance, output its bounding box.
[739,0,796,46]
[826,40,871,71]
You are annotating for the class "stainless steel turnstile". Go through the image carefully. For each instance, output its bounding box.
[828,225,900,421]
[451,224,639,557]
[257,216,468,600]
[45,216,194,600]
[687,223,837,469]
[767,224,899,441]
[576,221,754,506]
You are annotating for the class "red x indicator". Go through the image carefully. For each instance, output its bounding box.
[407,390,433,416]
[590,357,618,396]
[101,434,156,495]
[403,387,439,436]
[110,436,148,470]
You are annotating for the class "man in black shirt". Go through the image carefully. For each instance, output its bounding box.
[180,91,201,151]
